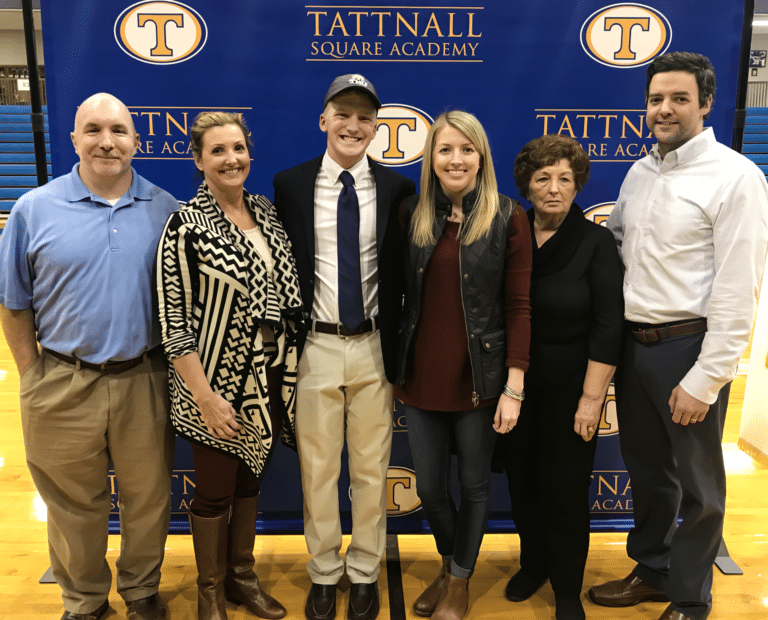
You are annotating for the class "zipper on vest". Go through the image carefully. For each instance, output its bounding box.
[458,247,479,407]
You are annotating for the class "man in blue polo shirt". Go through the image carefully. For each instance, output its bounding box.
[0,93,178,620]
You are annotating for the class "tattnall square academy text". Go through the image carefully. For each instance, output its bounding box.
[128,108,250,158]
[306,7,483,61]
[537,110,655,161]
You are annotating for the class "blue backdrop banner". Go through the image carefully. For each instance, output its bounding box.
[39,0,748,532]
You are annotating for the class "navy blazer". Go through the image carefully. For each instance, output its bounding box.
[273,154,415,382]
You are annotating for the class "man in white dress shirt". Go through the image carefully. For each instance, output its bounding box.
[587,52,768,620]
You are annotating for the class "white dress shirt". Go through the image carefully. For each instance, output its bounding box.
[608,128,768,404]
[312,152,378,323]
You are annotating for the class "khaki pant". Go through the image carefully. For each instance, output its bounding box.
[296,330,393,585]
[20,349,174,614]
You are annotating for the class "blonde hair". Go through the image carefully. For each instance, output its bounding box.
[411,111,499,247]
[189,111,252,162]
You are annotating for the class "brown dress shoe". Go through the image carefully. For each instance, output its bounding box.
[413,557,450,616]
[60,599,110,620]
[588,573,669,607]
[658,604,693,620]
[126,593,165,620]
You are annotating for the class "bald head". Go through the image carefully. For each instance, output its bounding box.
[73,93,136,135]
[70,92,140,197]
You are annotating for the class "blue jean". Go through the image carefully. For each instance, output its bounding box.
[404,404,497,578]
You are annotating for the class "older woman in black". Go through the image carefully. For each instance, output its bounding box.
[500,135,624,620]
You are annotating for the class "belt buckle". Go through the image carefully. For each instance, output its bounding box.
[642,329,659,343]
[633,328,658,343]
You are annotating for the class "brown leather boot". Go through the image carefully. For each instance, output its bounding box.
[431,574,469,620]
[190,511,229,620]
[224,496,286,619]
[413,557,451,617]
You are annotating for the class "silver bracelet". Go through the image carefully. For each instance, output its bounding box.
[502,384,525,401]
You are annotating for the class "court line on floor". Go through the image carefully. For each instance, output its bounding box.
[386,534,406,620]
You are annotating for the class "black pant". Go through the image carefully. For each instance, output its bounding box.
[500,381,598,600]
[616,331,728,620]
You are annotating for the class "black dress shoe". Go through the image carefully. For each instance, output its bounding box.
[306,583,337,620]
[348,583,379,620]
[127,593,165,620]
[60,599,110,620]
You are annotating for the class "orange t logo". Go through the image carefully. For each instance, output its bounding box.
[137,14,184,57]
[604,17,650,60]
[376,118,417,159]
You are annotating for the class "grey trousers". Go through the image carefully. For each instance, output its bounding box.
[616,330,729,620]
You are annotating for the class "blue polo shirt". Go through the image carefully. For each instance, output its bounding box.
[0,164,178,363]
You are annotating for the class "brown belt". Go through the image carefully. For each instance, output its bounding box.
[43,347,158,374]
[311,317,378,337]
[629,318,707,344]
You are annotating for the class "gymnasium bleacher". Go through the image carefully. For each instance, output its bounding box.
[743,107,768,176]
[0,104,50,229]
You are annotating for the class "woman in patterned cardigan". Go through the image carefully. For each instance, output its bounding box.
[157,112,303,620]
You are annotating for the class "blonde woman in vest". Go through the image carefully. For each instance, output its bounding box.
[394,111,532,620]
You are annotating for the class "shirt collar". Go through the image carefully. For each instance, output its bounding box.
[321,151,371,185]
[65,163,149,206]
[650,127,715,167]
[434,182,480,216]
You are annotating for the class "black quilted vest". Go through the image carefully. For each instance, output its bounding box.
[396,188,514,402]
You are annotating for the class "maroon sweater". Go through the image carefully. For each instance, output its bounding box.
[394,201,532,411]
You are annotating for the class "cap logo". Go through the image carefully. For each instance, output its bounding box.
[348,74,368,87]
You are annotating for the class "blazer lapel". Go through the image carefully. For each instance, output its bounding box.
[370,158,391,254]
[297,155,324,266]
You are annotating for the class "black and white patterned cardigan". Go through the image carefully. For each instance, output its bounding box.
[157,182,304,477]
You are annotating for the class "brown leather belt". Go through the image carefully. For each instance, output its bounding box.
[311,317,378,337]
[629,318,707,344]
[43,347,158,374]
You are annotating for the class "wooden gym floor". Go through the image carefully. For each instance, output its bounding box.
[0,337,766,619]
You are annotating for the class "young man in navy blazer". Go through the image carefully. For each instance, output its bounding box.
[273,74,415,620]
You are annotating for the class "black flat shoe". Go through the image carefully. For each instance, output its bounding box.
[504,569,548,602]
[555,595,586,620]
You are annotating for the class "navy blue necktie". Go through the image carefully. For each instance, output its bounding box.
[337,170,365,330]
